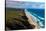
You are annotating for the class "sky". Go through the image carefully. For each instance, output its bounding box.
[6,0,45,9]
[7,0,44,2]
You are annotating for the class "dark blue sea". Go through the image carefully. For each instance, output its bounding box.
[27,9,45,18]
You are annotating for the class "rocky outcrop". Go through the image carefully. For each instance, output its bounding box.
[6,8,35,30]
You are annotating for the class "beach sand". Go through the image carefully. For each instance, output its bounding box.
[27,16,40,29]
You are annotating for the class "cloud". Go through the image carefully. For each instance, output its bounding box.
[6,1,45,9]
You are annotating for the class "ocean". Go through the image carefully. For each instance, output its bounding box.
[25,9,45,28]
[27,9,45,18]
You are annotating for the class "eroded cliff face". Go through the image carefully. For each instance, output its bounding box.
[6,8,35,30]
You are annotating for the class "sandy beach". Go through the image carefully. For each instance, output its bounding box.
[27,16,40,29]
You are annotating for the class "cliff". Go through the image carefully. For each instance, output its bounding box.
[6,8,35,30]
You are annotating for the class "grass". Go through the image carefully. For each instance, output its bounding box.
[6,8,25,21]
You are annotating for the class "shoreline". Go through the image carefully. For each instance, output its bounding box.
[25,9,40,29]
